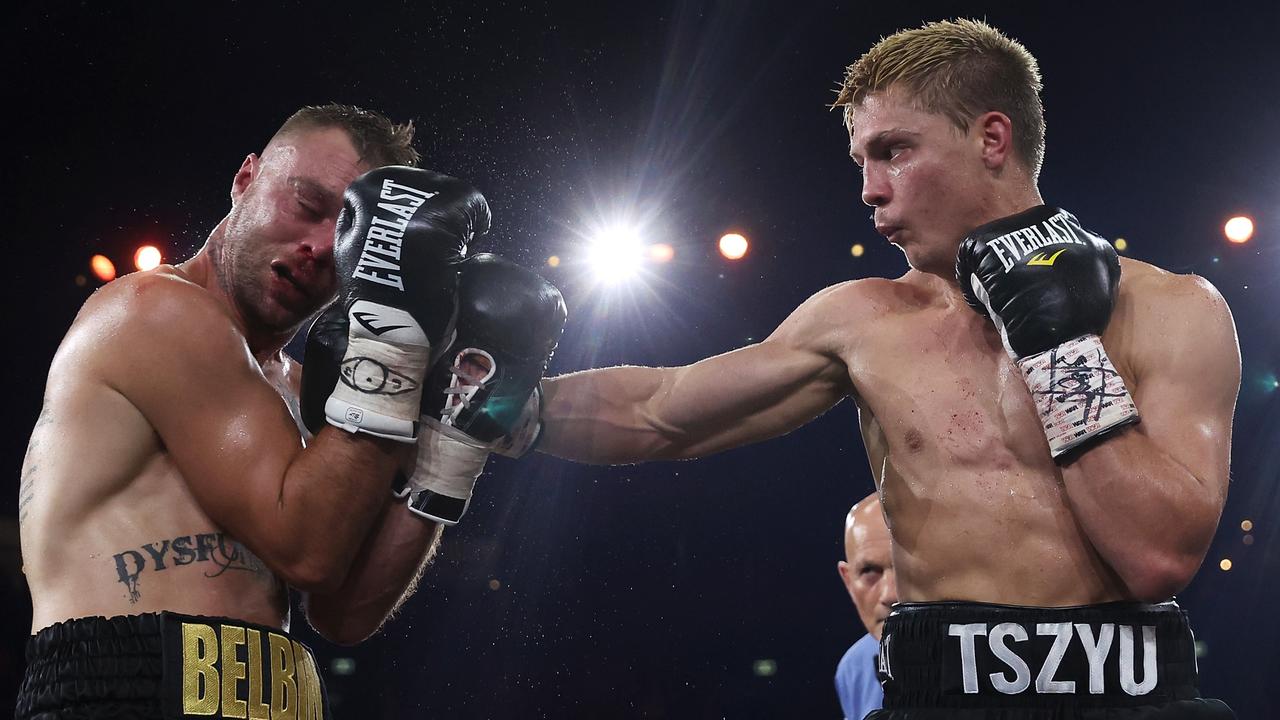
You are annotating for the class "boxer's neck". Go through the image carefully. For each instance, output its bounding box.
[931,182,1046,285]
[178,240,293,366]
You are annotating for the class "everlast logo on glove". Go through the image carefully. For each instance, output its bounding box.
[351,178,438,291]
[956,206,1137,458]
[981,209,1090,273]
[309,166,487,442]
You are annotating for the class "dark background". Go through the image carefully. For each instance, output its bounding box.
[4,1,1278,717]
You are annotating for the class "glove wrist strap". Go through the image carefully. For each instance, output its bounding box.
[1017,334,1139,459]
[491,387,543,459]
[402,417,491,525]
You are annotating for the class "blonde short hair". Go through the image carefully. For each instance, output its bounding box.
[834,19,1045,177]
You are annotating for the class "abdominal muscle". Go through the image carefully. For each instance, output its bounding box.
[874,442,1128,606]
[847,299,1131,608]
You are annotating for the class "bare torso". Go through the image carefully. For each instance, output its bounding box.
[840,258,1157,605]
[20,267,298,632]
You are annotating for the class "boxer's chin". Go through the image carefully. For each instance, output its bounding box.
[903,243,956,277]
[238,282,309,336]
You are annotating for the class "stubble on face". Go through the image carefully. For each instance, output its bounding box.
[217,129,366,336]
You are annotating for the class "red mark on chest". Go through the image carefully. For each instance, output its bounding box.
[904,427,925,453]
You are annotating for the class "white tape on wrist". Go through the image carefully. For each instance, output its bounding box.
[1017,334,1139,458]
[407,417,491,498]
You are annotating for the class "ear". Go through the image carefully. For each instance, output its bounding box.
[975,111,1015,171]
[837,560,855,597]
[230,153,259,206]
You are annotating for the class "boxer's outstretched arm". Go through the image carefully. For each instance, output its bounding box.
[1060,274,1239,601]
[539,282,857,463]
[81,274,400,593]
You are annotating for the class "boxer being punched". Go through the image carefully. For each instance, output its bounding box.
[534,20,1239,718]
[15,104,565,718]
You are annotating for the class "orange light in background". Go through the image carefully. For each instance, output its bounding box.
[1219,558,1232,571]
[1224,216,1253,243]
[1241,519,1253,532]
[850,243,865,258]
[648,243,675,263]
[134,245,162,271]
[90,254,117,282]
[547,255,561,268]
[1114,238,1128,252]
[719,233,748,260]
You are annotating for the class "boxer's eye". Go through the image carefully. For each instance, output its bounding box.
[296,197,323,220]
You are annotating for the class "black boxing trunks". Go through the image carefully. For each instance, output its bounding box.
[865,601,1235,720]
[17,612,329,720]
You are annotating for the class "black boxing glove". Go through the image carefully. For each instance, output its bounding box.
[299,302,346,436]
[956,205,1138,458]
[402,253,567,525]
[302,166,490,442]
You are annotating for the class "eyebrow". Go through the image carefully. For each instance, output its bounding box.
[289,176,341,207]
[849,128,921,162]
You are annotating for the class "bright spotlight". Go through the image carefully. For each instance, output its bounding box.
[719,233,748,260]
[587,226,645,283]
[547,255,561,268]
[1224,216,1253,243]
[134,245,162,271]
[1114,237,1128,252]
[90,254,117,282]
[850,243,865,258]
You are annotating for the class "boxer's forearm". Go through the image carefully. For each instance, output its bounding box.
[539,340,847,464]
[539,366,681,463]
[267,429,407,592]
[1060,426,1223,601]
[304,499,442,645]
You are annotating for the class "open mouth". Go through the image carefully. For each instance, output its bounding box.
[271,262,307,297]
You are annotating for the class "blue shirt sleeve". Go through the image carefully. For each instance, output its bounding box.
[834,633,883,720]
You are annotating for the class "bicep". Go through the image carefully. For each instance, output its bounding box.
[135,346,303,515]
[648,287,854,455]
[98,286,304,538]
[654,338,849,456]
[1128,280,1240,500]
[540,284,854,461]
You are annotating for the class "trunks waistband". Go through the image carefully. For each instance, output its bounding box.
[20,612,329,720]
[877,600,1201,710]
